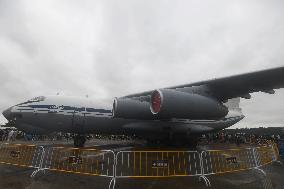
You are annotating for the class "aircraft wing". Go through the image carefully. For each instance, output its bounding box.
[122,66,284,101]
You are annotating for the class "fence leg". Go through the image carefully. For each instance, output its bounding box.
[199,152,211,187]
[252,147,267,176]
[254,167,266,176]
[108,151,117,189]
[199,175,211,187]
[274,161,283,166]
[108,177,116,189]
[31,146,46,178]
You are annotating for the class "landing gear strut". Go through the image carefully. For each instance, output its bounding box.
[186,136,199,149]
[74,135,86,147]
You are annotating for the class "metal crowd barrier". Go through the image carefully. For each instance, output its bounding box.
[115,150,201,178]
[201,148,256,175]
[0,143,43,170]
[254,146,276,166]
[41,147,115,177]
[0,143,281,189]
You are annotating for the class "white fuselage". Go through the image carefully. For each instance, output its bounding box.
[6,95,244,139]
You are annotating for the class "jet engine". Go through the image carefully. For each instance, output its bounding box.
[150,89,228,119]
[112,97,153,119]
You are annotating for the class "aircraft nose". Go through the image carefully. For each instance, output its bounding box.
[2,107,13,121]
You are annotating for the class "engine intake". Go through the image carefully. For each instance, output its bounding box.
[150,89,228,119]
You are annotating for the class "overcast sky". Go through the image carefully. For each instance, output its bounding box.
[0,0,284,128]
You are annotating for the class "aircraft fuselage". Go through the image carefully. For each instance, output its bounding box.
[3,95,244,140]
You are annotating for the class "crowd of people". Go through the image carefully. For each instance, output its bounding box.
[0,129,18,142]
[200,132,283,146]
[0,128,283,146]
[0,128,135,142]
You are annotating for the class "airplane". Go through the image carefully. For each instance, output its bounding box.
[2,66,284,147]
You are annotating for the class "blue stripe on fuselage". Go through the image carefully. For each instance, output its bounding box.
[24,104,112,114]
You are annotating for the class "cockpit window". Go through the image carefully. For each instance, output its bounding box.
[29,96,46,102]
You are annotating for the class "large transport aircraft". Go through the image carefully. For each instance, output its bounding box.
[2,67,284,147]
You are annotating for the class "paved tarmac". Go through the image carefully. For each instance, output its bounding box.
[0,139,283,189]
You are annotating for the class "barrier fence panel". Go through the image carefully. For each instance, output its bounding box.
[0,143,43,169]
[254,145,276,167]
[0,143,282,189]
[42,147,115,177]
[116,151,201,178]
[201,148,256,175]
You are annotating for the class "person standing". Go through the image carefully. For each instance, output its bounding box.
[7,130,14,142]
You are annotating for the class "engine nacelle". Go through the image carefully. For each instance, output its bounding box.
[113,97,153,119]
[150,89,228,119]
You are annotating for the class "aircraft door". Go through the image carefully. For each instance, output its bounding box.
[72,107,86,133]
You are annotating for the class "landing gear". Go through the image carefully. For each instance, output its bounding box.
[146,139,159,146]
[186,136,199,149]
[74,135,86,147]
[146,136,200,149]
